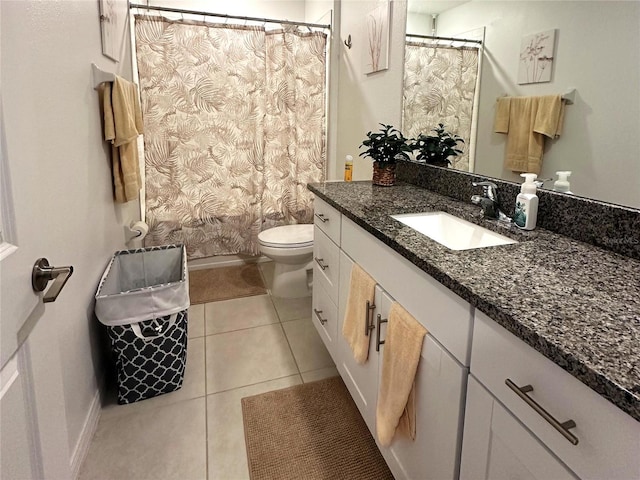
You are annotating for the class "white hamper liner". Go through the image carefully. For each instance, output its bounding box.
[95,244,190,404]
[95,244,190,326]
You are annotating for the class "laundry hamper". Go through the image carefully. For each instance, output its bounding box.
[95,244,190,404]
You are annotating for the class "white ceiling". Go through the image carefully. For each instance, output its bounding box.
[407,1,470,15]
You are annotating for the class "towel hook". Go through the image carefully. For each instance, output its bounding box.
[344,34,352,49]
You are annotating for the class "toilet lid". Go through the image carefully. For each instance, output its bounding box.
[258,224,314,248]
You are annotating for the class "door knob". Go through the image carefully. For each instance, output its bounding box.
[32,258,74,303]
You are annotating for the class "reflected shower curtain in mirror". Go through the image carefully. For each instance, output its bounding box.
[403,43,479,172]
[134,16,327,258]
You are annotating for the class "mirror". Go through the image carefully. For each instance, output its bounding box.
[404,1,640,209]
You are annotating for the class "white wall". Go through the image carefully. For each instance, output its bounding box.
[145,0,307,22]
[336,0,407,181]
[406,11,432,35]
[436,1,640,208]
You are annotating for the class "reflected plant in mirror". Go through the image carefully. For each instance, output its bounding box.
[410,123,464,167]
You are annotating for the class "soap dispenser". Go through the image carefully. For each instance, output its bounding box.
[554,171,573,194]
[514,173,538,230]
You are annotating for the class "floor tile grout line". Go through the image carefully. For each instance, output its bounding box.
[204,320,282,337]
[277,321,303,377]
[205,373,303,397]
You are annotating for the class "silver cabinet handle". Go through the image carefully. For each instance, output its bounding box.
[364,300,376,336]
[314,257,328,270]
[314,213,329,223]
[375,314,388,352]
[32,258,74,303]
[314,308,327,325]
[505,379,579,445]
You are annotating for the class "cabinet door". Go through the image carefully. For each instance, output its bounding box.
[460,376,577,480]
[377,311,468,480]
[311,279,338,358]
[335,251,380,434]
[313,226,340,302]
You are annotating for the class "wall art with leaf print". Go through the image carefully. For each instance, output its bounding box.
[518,29,556,84]
[363,1,390,74]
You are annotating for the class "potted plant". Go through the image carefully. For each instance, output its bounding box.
[359,124,412,186]
[410,123,465,167]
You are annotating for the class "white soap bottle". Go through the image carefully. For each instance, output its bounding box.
[554,171,573,194]
[514,173,539,230]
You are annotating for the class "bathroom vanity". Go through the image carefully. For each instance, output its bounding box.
[309,182,639,480]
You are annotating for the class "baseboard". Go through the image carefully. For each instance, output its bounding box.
[188,254,270,271]
[70,386,102,479]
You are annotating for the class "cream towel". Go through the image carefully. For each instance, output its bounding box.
[494,97,511,133]
[534,94,565,138]
[100,76,144,203]
[342,264,377,364]
[494,95,565,174]
[376,302,427,447]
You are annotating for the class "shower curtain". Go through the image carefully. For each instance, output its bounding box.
[403,43,479,172]
[134,15,327,259]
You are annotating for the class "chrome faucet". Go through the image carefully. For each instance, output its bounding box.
[471,181,511,223]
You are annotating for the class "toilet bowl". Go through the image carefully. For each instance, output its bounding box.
[258,224,314,298]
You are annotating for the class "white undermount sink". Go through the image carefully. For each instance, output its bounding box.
[391,211,518,251]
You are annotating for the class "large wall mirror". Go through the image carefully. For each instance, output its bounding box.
[404,1,640,209]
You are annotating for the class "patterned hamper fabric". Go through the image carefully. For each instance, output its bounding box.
[107,310,188,404]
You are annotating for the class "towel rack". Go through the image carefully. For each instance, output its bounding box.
[561,88,576,105]
[91,63,116,90]
[499,88,576,105]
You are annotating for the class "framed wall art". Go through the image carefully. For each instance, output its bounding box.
[518,29,556,84]
[363,1,390,74]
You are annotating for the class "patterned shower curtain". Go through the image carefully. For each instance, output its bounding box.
[403,43,479,172]
[134,16,327,259]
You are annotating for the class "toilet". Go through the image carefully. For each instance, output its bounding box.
[258,224,314,298]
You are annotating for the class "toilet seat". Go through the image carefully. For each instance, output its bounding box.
[258,224,314,249]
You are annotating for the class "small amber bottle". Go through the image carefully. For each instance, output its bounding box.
[344,155,353,182]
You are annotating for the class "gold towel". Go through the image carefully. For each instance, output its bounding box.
[100,76,144,203]
[494,97,511,133]
[495,95,565,174]
[376,302,427,447]
[342,264,377,364]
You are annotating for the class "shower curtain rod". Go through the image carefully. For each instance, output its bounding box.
[406,33,482,45]
[129,3,331,30]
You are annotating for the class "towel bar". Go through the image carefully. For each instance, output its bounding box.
[91,63,116,90]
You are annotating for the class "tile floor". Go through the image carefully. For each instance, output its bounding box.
[79,262,338,480]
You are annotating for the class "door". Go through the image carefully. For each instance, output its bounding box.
[336,252,385,434]
[376,298,467,480]
[460,376,577,480]
[0,5,72,477]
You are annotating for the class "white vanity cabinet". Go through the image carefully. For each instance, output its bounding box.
[311,197,342,358]
[376,307,468,480]
[461,311,640,480]
[312,193,640,480]
[335,251,384,434]
[460,376,577,480]
[316,199,471,480]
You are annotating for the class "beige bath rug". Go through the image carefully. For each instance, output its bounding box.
[189,264,266,304]
[241,376,394,480]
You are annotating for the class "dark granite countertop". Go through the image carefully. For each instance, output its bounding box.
[308,181,640,421]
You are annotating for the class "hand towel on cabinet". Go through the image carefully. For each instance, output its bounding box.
[494,94,565,175]
[342,263,376,364]
[376,302,427,447]
[100,76,144,203]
